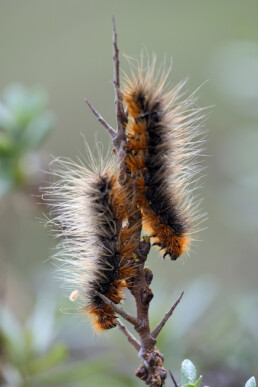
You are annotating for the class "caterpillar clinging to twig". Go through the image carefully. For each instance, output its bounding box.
[123,60,205,260]
[43,157,136,331]
[43,18,207,386]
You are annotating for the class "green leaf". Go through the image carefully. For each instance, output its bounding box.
[27,344,67,375]
[21,111,55,149]
[0,103,14,131]
[0,84,51,137]
[194,375,203,387]
[3,84,47,116]
[0,132,15,156]
[245,377,256,387]
[181,359,197,384]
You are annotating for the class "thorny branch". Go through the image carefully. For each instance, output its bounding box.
[87,17,183,387]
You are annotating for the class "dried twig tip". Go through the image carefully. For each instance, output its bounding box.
[152,291,184,338]
[84,99,115,137]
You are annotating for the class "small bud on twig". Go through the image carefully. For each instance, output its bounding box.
[140,286,154,305]
[144,267,153,285]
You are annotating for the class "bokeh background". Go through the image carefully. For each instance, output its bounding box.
[1,1,258,386]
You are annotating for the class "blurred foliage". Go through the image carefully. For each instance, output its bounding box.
[0,301,67,386]
[0,301,136,387]
[0,84,55,197]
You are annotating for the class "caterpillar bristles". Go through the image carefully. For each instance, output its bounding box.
[43,155,135,331]
[123,59,206,260]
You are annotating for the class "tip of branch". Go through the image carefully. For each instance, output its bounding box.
[84,99,93,110]
[84,99,95,113]
[84,99,116,138]
[112,15,116,30]
[151,291,185,338]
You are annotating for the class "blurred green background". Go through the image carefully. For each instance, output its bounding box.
[1,1,258,386]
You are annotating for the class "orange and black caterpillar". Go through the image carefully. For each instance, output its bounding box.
[86,174,128,330]
[44,158,135,331]
[123,62,205,260]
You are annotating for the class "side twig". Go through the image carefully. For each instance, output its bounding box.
[84,100,115,138]
[117,318,141,351]
[169,370,178,387]
[95,291,139,326]
[151,292,184,338]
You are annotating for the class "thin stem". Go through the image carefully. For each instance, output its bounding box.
[112,15,120,91]
[112,16,127,137]
[151,292,184,338]
[117,318,141,351]
[169,370,178,387]
[95,291,139,326]
[84,99,115,138]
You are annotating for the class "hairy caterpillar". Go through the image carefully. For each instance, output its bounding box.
[123,61,205,260]
[44,157,135,331]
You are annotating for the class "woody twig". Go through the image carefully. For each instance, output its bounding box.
[86,18,184,387]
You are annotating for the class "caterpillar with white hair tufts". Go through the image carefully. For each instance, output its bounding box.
[44,157,136,331]
[123,61,205,260]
